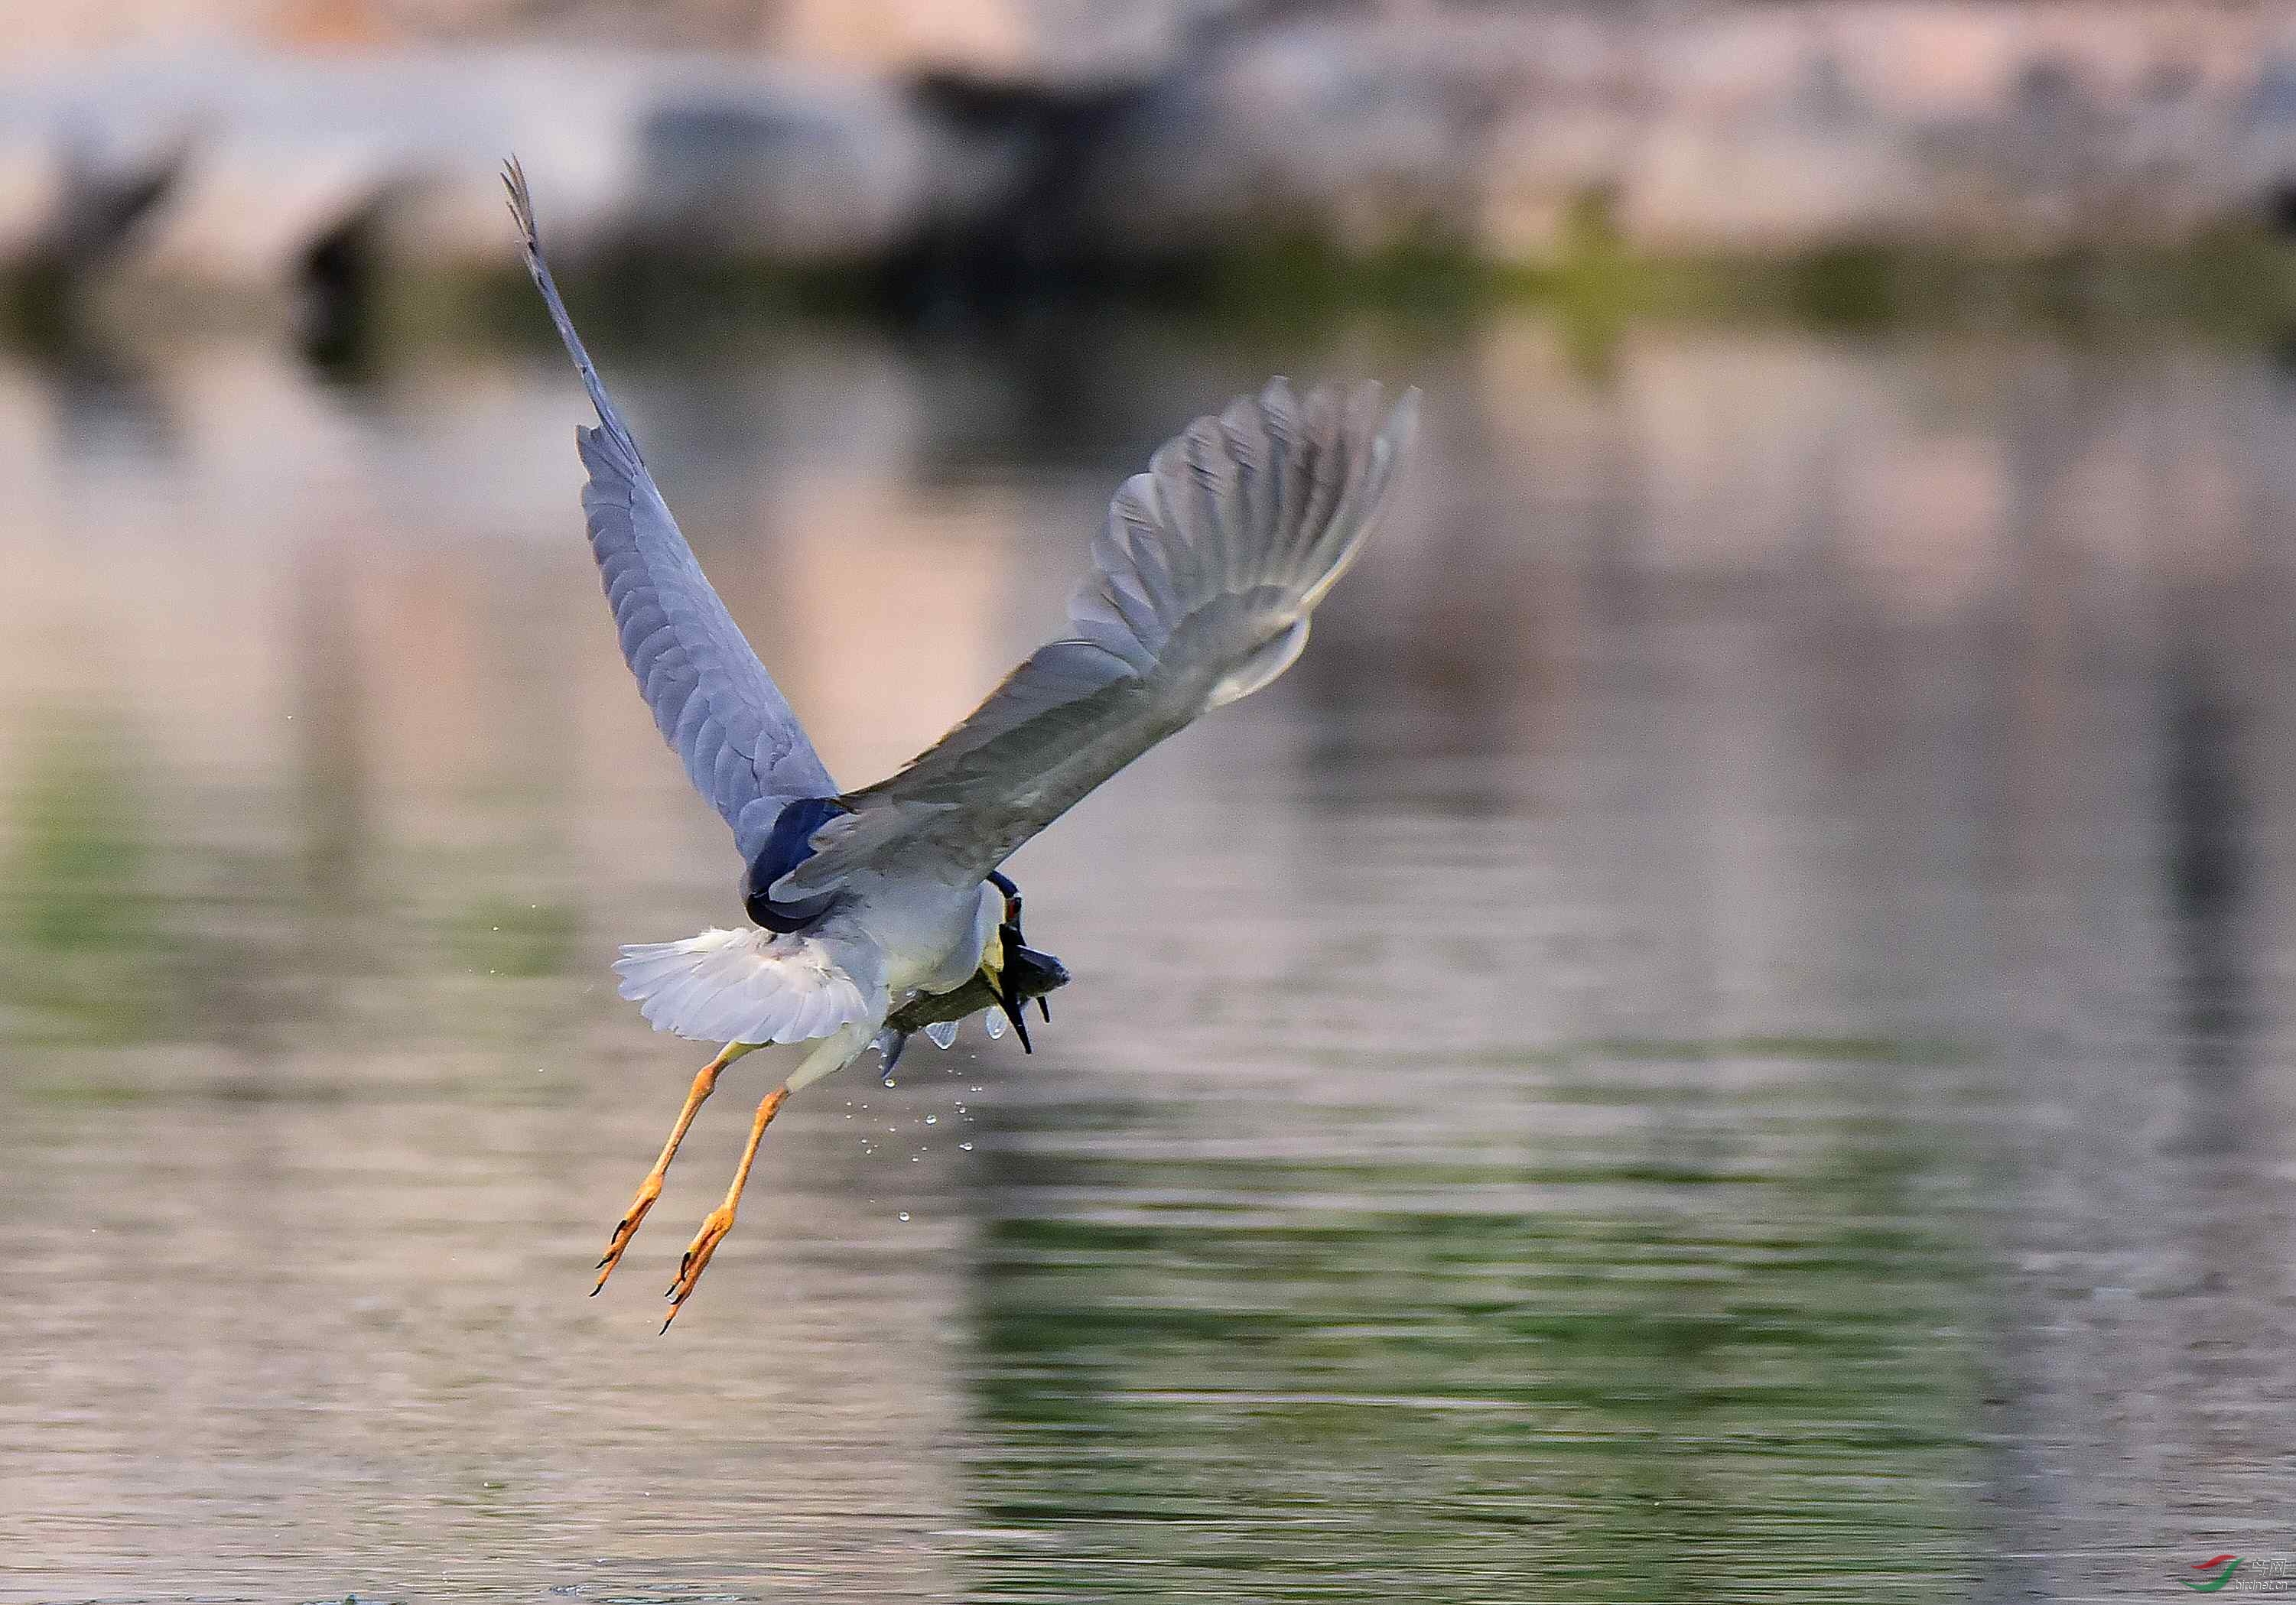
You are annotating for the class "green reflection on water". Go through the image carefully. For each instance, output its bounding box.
[3,711,184,1045]
[444,895,581,980]
[0,699,594,1082]
[962,1069,1984,1601]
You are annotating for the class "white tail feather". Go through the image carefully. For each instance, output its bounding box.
[613,927,873,1045]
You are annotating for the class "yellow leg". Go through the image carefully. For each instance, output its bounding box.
[661,1083,788,1331]
[592,1039,758,1295]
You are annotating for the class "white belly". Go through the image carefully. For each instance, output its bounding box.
[841,874,999,1002]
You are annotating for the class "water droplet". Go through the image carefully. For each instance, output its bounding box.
[958,1142,974,1152]
[925,1114,938,1125]
[897,1211,910,1222]
[983,1009,1007,1041]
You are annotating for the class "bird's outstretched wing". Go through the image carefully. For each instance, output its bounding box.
[772,379,1418,903]
[504,160,836,861]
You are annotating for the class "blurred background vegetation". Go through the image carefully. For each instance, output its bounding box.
[18,0,2296,354]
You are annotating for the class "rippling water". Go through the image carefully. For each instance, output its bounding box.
[3,310,2295,1602]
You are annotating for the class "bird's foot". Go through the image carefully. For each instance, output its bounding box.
[662,1205,737,1331]
[590,1174,664,1295]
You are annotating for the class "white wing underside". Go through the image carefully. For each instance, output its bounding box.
[613,928,877,1045]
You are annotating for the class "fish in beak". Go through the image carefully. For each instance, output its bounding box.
[986,869,1059,1051]
[879,870,1069,1061]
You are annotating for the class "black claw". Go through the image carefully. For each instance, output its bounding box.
[660,1317,674,1334]
[1038,996,1051,1023]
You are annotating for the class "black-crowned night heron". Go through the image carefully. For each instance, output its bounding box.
[505,161,1418,1328]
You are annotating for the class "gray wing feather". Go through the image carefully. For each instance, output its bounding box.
[504,160,834,859]
[776,378,1417,900]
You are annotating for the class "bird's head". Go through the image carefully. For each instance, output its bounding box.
[880,874,1068,1050]
[984,870,1066,1052]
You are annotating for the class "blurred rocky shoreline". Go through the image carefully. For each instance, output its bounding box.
[12,1,2296,331]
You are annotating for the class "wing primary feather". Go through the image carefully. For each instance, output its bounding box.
[1257,378,1304,567]
[1219,395,1276,573]
[503,158,644,471]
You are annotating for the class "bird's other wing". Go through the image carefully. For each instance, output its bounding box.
[503,159,836,861]
[772,379,1418,903]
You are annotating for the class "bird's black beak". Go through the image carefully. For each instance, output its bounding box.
[989,870,1031,1051]
[994,915,1037,1053]
[994,961,1033,1052]
[989,870,1065,1051]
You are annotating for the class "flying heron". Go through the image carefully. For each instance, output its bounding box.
[503,161,1418,1328]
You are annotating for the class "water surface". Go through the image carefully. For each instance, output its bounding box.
[3,312,2294,1602]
